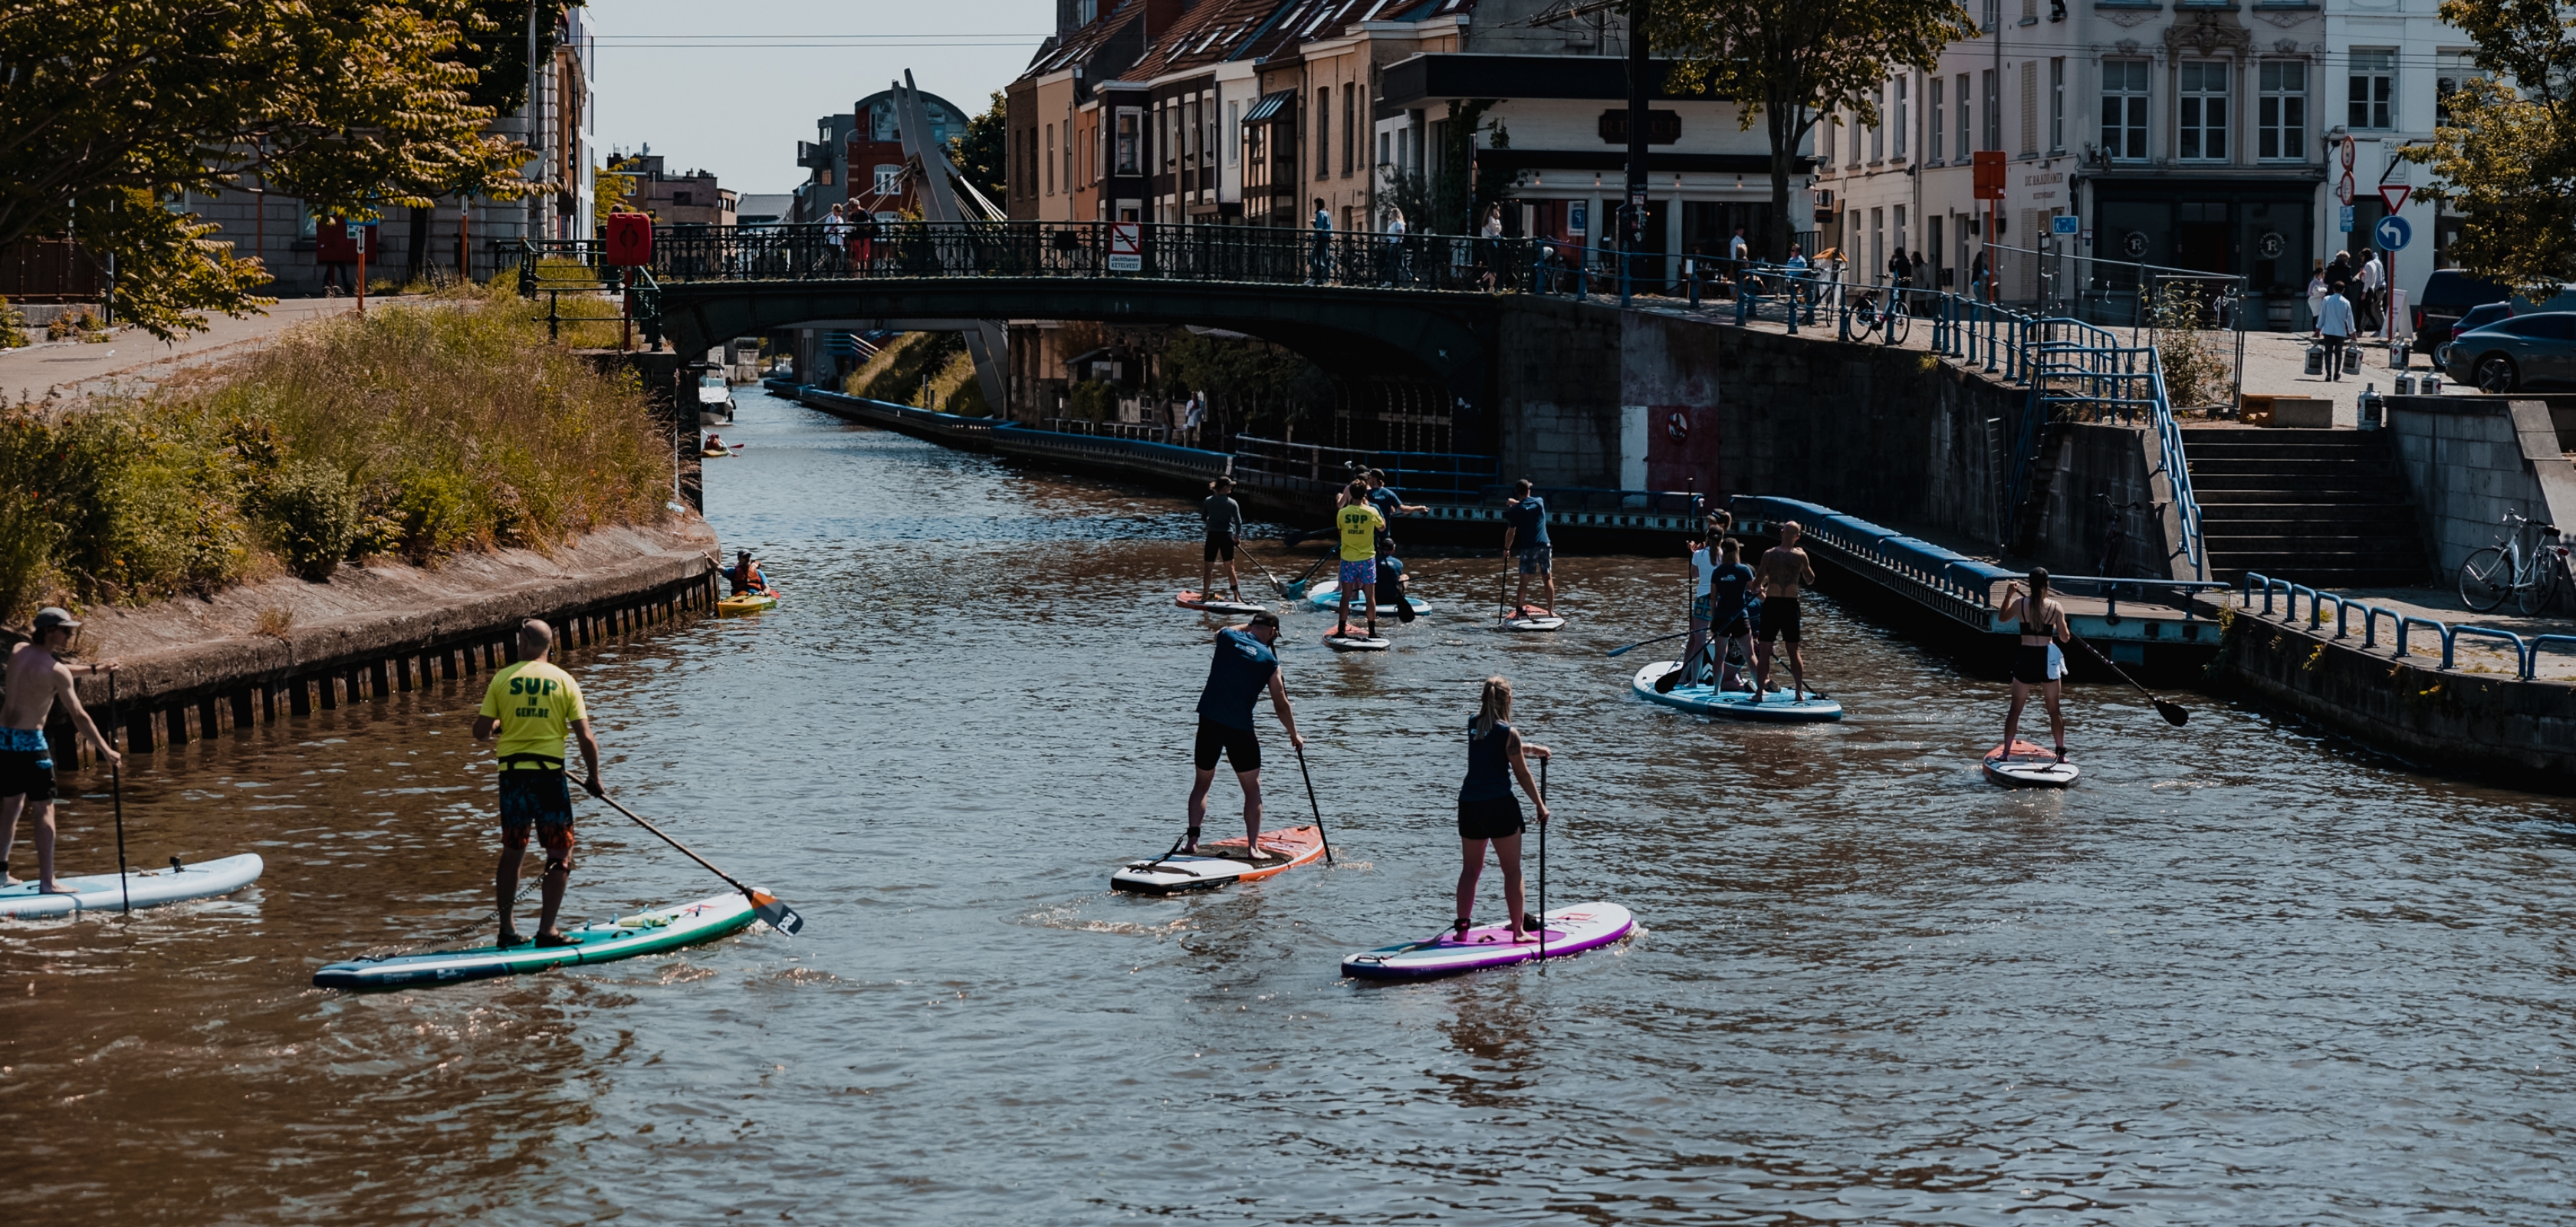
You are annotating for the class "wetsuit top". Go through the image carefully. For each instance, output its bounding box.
[1503,496,1549,548]
[1195,628,1277,732]
[1336,502,1385,563]
[1202,495,1243,540]
[1458,718,1517,803]
[1710,562,1755,624]
[478,661,586,770]
[1366,485,1405,549]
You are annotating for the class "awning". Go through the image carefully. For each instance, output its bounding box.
[1240,90,1295,126]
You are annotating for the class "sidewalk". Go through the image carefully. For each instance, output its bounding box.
[2214,581,2576,682]
[1,296,361,403]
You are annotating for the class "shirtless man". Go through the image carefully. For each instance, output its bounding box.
[1996,567,2072,762]
[1752,522,1818,703]
[2,608,122,891]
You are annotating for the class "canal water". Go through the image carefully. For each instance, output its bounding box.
[8,387,2574,1224]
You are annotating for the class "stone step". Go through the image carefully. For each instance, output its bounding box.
[2191,482,2408,501]
[2182,442,2390,461]
[2196,504,2419,525]
[2180,427,2358,443]
[2187,456,2403,476]
[2207,566,2436,587]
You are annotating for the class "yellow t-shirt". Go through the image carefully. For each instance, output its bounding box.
[478,660,588,768]
[1336,503,1385,562]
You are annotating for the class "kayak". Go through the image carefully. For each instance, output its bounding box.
[1111,824,1327,894]
[312,890,764,989]
[1342,901,1636,980]
[1984,739,2079,788]
[1304,580,1431,616]
[1176,590,1268,616]
[716,591,777,617]
[700,448,731,459]
[1629,661,1842,722]
[1500,608,1566,631]
[0,853,265,919]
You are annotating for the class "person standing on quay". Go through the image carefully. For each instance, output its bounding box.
[473,619,601,949]
[0,608,120,892]
[2318,284,2357,383]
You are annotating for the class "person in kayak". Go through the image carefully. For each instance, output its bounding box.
[1502,479,1554,617]
[1187,610,1305,857]
[1996,567,2072,762]
[472,619,602,948]
[1363,469,1425,616]
[1332,481,1386,640]
[1751,521,1818,702]
[0,608,120,892]
[1454,675,1551,942]
[1200,476,1245,604]
[727,550,771,597]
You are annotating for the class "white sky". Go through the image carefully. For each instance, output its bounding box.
[588,0,1053,197]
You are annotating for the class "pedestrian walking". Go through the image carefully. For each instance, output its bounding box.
[2318,285,2357,383]
[1309,198,1332,284]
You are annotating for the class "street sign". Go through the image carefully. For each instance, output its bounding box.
[2079,229,2094,247]
[2337,173,2355,206]
[2051,214,2080,235]
[2340,204,2356,233]
[2374,215,2413,252]
[1972,150,2006,201]
[2380,184,2411,214]
[2341,134,2357,169]
[1106,221,1142,272]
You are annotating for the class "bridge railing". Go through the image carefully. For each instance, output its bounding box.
[1229,436,1498,500]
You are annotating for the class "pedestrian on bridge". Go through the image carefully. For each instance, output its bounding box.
[1310,199,1332,285]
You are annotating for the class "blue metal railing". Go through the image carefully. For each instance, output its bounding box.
[2243,572,2556,678]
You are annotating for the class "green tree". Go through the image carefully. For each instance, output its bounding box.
[0,0,536,338]
[950,91,1008,206]
[2400,0,2576,298]
[1650,0,1973,260]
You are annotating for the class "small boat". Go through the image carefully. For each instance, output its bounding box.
[0,853,264,919]
[1342,902,1636,980]
[1175,590,1268,616]
[1111,825,1328,893]
[697,370,737,423]
[313,890,767,990]
[1305,579,1431,616]
[1983,739,2078,788]
[1628,661,1842,722]
[716,590,778,617]
[700,447,733,459]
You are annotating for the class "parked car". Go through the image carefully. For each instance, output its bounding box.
[2433,301,2517,367]
[2443,311,2576,393]
[2413,271,2513,351]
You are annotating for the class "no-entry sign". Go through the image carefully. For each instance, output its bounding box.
[1107,222,1142,272]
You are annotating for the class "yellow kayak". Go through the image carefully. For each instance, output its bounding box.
[717,591,778,617]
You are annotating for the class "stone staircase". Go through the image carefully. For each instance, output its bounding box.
[2180,426,2430,587]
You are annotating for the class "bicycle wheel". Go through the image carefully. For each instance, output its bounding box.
[2519,560,2564,616]
[1884,302,1911,344]
[2460,545,2512,612]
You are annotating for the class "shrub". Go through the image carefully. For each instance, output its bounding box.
[1067,379,1115,423]
[259,460,358,580]
[0,297,27,349]
[2147,283,2233,414]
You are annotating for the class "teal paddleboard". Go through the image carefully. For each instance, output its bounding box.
[313,890,763,989]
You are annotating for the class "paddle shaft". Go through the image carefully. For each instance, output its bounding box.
[1605,629,1692,658]
[2068,633,2188,722]
[1536,755,1546,966]
[107,670,129,915]
[1292,741,1333,865]
[590,789,762,900]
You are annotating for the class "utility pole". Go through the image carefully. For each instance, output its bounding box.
[1622,0,1650,307]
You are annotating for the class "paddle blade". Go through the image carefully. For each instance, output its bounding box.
[1283,581,1309,599]
[2155,699,2190,727]
[1654,665,1681,693]
[748,890,805,936]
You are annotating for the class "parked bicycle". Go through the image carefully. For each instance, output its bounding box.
[2459,511,2573,614]
[1851,287,1910,344]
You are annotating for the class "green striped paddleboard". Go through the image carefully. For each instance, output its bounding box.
[313,890,764,990]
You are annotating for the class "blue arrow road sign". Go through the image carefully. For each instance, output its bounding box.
[2374,215,2412,252]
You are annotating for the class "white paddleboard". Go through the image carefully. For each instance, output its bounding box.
[0,853,264,918]
[1304,580,1431,616]
[1629,662,1842,722]
[1176,590,1268,616]
[1323,633,1392,652]
[1342,902,1636,980]
[1983,739,2078,787]
[1501,611,1566,631]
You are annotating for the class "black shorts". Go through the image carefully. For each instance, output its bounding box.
[1714,608,1750,638]
[2013,643,2057,686]
[1203,535,1237,563]
[498,770,577,867]
[1759,597,1802,643]
[1457,795,1525,840]
[1194,719,1261,773]
[0,741,56,803]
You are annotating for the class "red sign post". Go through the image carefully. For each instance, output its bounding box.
[603,212,653,352]
[1972,152,2006,302]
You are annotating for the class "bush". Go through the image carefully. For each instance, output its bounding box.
[258,460,357,580]
[1067,379,1115,423]
[0,297,27,349]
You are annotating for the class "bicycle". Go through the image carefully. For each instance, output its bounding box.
[1850,288,1910,344]
[2458,511,2572,614]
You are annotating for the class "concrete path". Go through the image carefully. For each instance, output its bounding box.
[2214,581,2576,682]
[1,296,362,403]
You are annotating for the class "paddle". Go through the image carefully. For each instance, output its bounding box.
[107,669,129,915]
[1535,755,1547,966]
[1494,558,1507,629]
[1604,629,1691,658]
[586,787,805,935]
[2068,633,2190,726]
[1282,548,1334,600]
[1290,741,1334,865]
[1250,552,1291,600]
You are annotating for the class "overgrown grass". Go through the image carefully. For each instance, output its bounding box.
[846,332,988,416]
[0,285,672,621]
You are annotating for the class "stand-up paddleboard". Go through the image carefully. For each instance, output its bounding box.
[1500,607,1566,631]
[716,591,778,617]
[1304,580,1431,616]
[1111,825,1327,893]
[1322,631,1392,652]
[1175,590,1269,616]
[312,890,765,989]
[0,853,264,919]
[1629,661,1842,722]
[1342,901,1635,980]
[1983,739,2078,788]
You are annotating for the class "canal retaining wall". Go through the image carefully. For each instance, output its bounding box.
[2386,395,2576,574]
[2210,600,2576,791]
[40,518,723,769]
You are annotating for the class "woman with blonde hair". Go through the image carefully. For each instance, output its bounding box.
[1454,675,1551,942]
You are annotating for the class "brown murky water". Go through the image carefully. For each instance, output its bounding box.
[6,388,2574,1224]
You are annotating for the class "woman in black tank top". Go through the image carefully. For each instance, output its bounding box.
[1453,676,1552,942]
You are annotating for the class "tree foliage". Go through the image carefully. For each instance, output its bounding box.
[951,90,1008,208]
[1650,0,1973,259]
[0,0,540,339]
[2400,0,2576,298]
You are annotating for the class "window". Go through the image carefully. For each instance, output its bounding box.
[1342,86,1355,175]
[1957,74,1972,158]
[1982,68,2000,150]
[2259,61,2305,159]
[1930,77,1945,162]
[1871,88,1884,161]
[2049,58,2065,151]
[2435,55,2463,127]
[1820,113,1835,165]
[2020,61,2038,155]
[1894,77,1908,158]
[2102,60,2149,160]
[2349,50,2394,130]
[1316,89,1330,174]
[1044,124,1055,195]
[1227,101,1239,165]
[873,164,901,195]
[2178,61,2228,160]
[1114,108,1140,175]
[1895,204,1908,254]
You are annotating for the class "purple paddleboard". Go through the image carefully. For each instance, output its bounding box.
[1340,901,1635,980]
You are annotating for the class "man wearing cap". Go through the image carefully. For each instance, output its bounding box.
[2,608,122,892]
[472,618,601,948]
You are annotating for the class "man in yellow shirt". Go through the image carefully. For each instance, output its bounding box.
[473,619,602,948]
[1332,481,1387,640]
